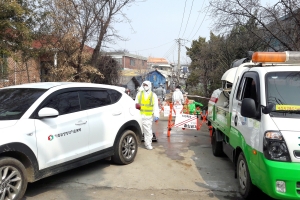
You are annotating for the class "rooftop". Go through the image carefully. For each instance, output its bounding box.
[147,57,168,64]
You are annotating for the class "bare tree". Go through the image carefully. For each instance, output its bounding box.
[90,0,135,64]
[209,0,300,51]
[38,0,136,82]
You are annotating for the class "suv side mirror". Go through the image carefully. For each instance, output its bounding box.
[38,107,59,118]
[241,98,260,119]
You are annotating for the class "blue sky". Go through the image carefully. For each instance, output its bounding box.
[106,0,274,65]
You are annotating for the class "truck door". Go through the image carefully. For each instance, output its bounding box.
[231,72,261,169]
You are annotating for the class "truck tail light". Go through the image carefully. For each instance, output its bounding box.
[210,97,218,103]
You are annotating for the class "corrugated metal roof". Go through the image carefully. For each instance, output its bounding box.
[105,52,147,60]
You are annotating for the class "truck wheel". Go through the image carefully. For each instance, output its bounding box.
[0,157,27,200]
[112,130,138,165]
[212,130,223,157]
[237,152,255,199]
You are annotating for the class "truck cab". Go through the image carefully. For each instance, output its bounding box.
[208,51,300,200]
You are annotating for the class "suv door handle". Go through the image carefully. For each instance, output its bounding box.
[112,111,122,116]
[75,120,87,125]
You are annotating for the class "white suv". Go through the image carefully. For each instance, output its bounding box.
[0,82,142,200]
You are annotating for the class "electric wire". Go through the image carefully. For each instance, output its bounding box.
[165,43,177,62]
[163,43,175,58]
[164,42,177,58]
[177,0,188,38]
[187,0,206,40]
[181,0,194,38]
[132,40,174,52]
[167,44,176,64]
[191,5,209,40]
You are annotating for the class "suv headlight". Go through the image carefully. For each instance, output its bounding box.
[263,131,291,162]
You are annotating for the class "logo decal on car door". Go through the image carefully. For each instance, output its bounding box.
[48,135,54,141]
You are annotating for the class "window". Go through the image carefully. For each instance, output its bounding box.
[44,92,81,115]
[237,77,256,98]
[107,89,122,103]
[267,72,300,105]
[266,71,300,117]
[236,75,259,107]
[0,88,46,120]
[130,59,135,66]
[82,90,111,109]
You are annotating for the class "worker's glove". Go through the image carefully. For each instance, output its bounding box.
[154,117,159,122]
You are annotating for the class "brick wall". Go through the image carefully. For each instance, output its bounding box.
[0,55,41,88]
[123,56,147,70]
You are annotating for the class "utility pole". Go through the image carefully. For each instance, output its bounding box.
[173,38,189,90]
[176,38,181,73]
[173,38,184,88]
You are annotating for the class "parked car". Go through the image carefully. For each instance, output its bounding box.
[0,82,142,200]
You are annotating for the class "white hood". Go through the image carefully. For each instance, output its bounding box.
[142,80,152,91]
[272,118,300,132]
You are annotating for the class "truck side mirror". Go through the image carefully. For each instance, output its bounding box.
[241,98,260,119]
[262,103,275,114]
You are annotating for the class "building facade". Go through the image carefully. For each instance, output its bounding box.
[145,69,166,89]
[106,52,147,70]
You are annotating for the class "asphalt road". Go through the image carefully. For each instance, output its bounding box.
[22,117,274,200]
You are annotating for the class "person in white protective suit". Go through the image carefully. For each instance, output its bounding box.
[172,85,184,105]
[135,81,159,150]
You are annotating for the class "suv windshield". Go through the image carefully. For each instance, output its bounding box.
[266,71,300,118]
[0,88,46,120]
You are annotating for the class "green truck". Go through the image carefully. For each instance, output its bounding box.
[207,51,300,199]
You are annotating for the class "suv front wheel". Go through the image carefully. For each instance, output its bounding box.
[112,130,138,165]
[0,157,27,200]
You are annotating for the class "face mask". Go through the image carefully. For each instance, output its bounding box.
[143,86,149,91]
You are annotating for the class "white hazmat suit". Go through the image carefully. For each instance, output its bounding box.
[135,81,159,150]
[172,88,184,105]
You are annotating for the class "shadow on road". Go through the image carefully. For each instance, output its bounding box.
[23,159,112,200]
[152,119,275,200]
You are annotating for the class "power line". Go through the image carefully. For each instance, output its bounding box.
[131,40,174,52]
[164,42,177,58]
[187,0,206,40]
[191,6,209,40]
[177,0,188,38]
[163,43,175,58]
[181,0,194,38]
